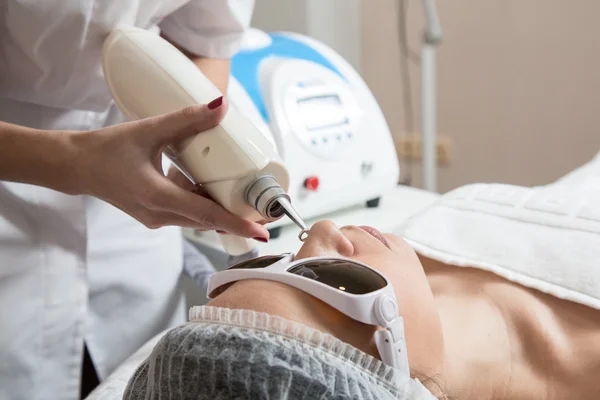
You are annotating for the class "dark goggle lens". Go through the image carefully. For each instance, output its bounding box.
[228,255,286,270]
[288,260,387,294]
[227,255,387,295]
[210,255,287,298]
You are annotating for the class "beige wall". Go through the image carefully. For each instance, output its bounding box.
[363,0,600,193]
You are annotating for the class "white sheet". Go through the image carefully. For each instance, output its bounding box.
[395,151,600,310]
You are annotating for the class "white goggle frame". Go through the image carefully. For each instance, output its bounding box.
[204,253,410,375]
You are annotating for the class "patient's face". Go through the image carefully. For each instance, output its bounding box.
[210,219,444,377]
[295,220,444,374]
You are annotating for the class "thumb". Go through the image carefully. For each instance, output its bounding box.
[146,96,228,147]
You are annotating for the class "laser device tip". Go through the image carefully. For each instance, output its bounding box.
[276,197,309,242]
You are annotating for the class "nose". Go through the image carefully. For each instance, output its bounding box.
[296,220,354,259]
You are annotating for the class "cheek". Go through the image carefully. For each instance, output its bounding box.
[382,238,435,317]
[375,252,445,373]
[378,256,431,318]
[351,251,431,319]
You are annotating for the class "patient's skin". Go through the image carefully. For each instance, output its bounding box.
[208,220,600,400]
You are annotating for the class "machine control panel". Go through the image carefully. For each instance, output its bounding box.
[282,63,361,160]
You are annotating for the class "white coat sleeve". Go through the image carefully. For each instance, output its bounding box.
[159,0,255,58]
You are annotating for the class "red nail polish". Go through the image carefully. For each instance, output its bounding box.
[207,96,223,110]
[253,237,268,243]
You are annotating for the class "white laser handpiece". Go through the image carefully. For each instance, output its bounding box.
[101,27,307,255]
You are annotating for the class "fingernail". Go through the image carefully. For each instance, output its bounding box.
[216,230,228,235]
[207,96,223,110]
[253,237,268,243]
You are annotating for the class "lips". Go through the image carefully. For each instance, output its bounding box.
[358,225,390,248]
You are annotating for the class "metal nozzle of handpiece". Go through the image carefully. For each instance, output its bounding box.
[278,197,310,242]
[245,175,309,240]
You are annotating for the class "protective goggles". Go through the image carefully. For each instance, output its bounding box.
[204,253,410,375]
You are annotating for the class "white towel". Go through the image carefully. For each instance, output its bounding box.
[394,152,600,310]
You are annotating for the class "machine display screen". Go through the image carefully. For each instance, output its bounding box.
[296,95,349,131]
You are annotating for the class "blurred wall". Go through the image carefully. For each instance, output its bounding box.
[363,0,600,192]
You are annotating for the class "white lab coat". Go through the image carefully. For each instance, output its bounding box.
[0,1,254,399]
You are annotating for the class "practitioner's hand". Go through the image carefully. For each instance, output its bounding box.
[72,96,269,240]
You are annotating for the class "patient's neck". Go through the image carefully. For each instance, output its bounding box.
[429,272,515,399]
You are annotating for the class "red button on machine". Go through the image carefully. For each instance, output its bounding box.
[304,176,319,191]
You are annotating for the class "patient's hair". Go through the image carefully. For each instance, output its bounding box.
[123,308,447,400]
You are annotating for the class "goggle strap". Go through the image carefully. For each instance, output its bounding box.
[374,317,410,375]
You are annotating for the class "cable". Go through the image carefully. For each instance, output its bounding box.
[397,0,418,186]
